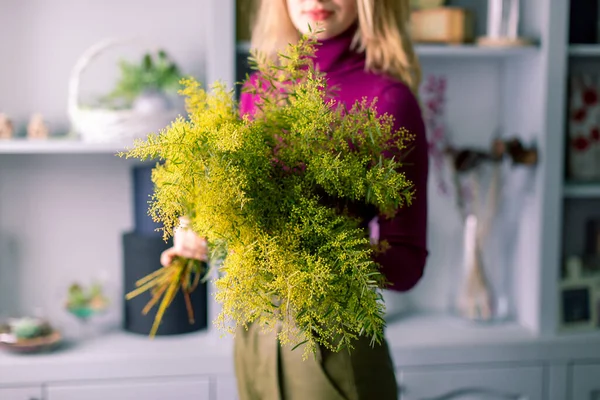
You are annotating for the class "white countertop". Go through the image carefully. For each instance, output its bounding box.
[1,313,599,386]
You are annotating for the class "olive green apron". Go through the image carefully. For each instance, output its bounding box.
[233,322,398,400]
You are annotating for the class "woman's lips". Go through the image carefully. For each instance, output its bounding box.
[305,9,333,21]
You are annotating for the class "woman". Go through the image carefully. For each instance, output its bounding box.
[162,1,428,398]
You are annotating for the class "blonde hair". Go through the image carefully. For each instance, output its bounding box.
[249,0,422,94]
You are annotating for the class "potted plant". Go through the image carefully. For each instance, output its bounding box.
[102,49,183,113]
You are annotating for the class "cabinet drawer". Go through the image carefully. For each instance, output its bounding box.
[0,386,43,400]
[399,365,543,400]
[572,364,600,400]
[216,375,239,400]
[46,376,210,400]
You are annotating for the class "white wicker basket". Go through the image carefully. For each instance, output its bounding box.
[68,38,180,144]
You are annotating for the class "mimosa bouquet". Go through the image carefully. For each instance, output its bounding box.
[121,33,414,358]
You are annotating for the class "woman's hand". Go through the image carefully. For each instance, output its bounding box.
[160,217,208,267]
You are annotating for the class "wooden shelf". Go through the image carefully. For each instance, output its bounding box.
[563,182,600,198]
[569,45,600,57]
[236,41,538,58]
[0,139,133,155]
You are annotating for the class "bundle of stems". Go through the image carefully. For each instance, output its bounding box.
[125,257,206,337]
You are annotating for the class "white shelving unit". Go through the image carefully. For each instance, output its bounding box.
[237,41,539,58]
[0,139,130,155]
[415,44,538,57]
[2,0,600,399]
[0,330,235,386]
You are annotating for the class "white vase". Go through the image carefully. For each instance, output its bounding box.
[133,89,172,115]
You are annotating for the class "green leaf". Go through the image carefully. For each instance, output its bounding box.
[291,339,309,352]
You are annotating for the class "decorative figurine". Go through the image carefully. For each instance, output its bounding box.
[27,113,49,139]
[0,113,13,139]
[457,213,494,321]
[454,163,501,323]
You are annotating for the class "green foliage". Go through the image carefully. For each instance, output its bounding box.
[105,49,183,106]
[12,318,45,340]
[65,282,109,318]
[120,33,414,359]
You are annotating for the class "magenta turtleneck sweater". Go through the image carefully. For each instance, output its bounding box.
[239,26,429,292]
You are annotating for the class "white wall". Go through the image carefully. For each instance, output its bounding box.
[0,0,207,135]
[0,155,135,331]
[0,0,210,330]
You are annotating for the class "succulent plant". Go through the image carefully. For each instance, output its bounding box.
[8,317,52,340]
[65,282,109,319]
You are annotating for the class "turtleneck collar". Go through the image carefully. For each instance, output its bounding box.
[313,22,364,73]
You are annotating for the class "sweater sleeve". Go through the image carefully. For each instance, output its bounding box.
[238,73,260,119]
[373,83,429,292]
